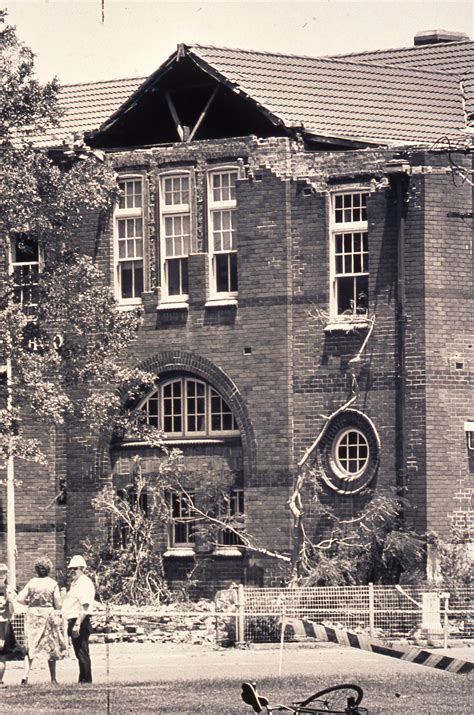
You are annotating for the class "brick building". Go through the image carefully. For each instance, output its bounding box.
[2,31,473,592]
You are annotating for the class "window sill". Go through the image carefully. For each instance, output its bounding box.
[162,436,240,444]
[324,318,371,333]
[204,298,238,308]
[117,301,142,311]
[163,548,195,557]
[163,547,243,558]
[214,547,243,557]
[116,436,241,448]
[157,301,189,311]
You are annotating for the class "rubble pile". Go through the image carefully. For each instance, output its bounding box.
[90,599,234,646]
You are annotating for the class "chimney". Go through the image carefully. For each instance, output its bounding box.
[414,29,470,46]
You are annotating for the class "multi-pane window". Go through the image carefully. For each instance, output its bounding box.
[169,491,196,547]
[113,486,148,549]
[332,428,369,479]
[141,377,238,437]
[160,174,190,300]
[10,235,40,314]
[217,490,244,546]
[332,192,369,317]
[208,170,238,297]
[115,177,144,302]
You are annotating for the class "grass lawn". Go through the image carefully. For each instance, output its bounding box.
[0,671,472,713]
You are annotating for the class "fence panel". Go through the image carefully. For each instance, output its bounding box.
[11,585,473,649]
[241,585,474,643]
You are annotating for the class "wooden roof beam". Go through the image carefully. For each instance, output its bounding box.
[164,90,189,141]
[188,84,220,142]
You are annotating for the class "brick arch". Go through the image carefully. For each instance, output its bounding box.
[136,350,257,478]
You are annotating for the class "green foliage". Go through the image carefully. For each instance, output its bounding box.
[296,477,426,586]
[427,524,473,586]
[83,457,171,605]
[84,452,240,605]
[0,11,150,463]
[0,8,60,144]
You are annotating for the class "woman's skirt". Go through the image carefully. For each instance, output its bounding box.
[26,607,68,660]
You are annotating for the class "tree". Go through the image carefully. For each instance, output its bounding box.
[0,10,158,584]
[84,450,240,604]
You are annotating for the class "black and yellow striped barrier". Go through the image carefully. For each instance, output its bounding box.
[284,618,474,675]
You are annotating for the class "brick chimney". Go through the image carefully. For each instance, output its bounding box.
[414,29,470,46]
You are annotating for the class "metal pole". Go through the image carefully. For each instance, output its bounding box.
[6,357,16,591]
[368,582,375,638]
[278,599,286,676]
[442,592,450,650]
[237,584,245,646]
[106,602,111,714]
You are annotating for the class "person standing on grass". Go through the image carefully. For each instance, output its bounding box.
[61,555,95,684]
[0,563,20,687]
[16,556,68,685]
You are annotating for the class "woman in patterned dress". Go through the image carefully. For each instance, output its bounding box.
[16,557,68,684]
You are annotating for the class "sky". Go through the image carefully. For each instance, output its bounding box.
[4,0,474,85]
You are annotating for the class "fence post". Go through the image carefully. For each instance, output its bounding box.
[368,582,375,638]
[236,584,245,646]
[441,592,450,649]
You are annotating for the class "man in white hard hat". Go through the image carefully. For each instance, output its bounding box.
[62,555,95,683]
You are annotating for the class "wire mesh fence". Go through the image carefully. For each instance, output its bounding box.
[10,584,473,650]
[239,585,474,644]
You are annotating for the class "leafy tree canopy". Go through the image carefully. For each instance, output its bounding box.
[0,9,150,462]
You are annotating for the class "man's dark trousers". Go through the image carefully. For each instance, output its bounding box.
[67,616,93,683]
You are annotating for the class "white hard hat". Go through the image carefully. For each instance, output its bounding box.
[68,555,87,569]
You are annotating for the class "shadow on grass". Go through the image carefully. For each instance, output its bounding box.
[0,671,472,714]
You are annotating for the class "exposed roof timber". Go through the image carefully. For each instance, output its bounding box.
[304,132,385,148]
[165,90,187,141]
[188,83,220,142]
[176,43,186,61]
[164,83,220,142]
[98,43,291,139]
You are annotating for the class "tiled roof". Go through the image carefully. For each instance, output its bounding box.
[186,44,469,146]
[335,40,474,120]
[36,77,145,147]
[41,40,473,149]
[336,40,473,76]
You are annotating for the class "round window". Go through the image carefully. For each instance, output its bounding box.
[330,428,370,481]
[316,409,380,495]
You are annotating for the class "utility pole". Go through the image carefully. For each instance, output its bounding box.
[5,353,16,591]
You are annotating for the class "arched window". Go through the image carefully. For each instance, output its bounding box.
[139,376,239,438]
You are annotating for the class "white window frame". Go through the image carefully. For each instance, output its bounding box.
[114,175,145,306]
[329,190,369,321]
[159,171,192,304]
[216,489,245,546]
[139,376,239,438]
[330,427,370,481]
[207,167,239,301]
[9,234,42,313]
[168,491,196,548]
[115,457,130,476]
